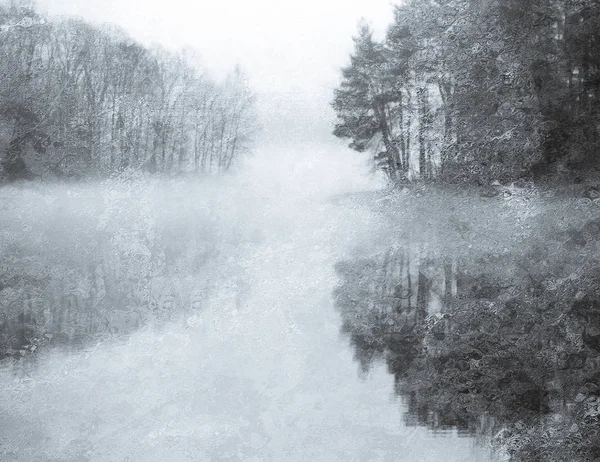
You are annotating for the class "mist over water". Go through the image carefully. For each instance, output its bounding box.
[5,0,600,457]
[0,143,497,461]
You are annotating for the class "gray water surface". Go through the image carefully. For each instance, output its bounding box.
[0,146,496,461]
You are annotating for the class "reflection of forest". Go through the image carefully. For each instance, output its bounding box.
[334,213,600,461]
[0,233,216,359]
[0,180,255,361]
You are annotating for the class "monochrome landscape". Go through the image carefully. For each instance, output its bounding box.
[2,1,600,460]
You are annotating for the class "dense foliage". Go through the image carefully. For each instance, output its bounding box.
[334,187,600,460]
[0,5,257,182]
[333,1,600,185]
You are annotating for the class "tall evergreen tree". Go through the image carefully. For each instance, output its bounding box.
[333,22,404,181]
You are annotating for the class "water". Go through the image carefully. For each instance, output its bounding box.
[0,144,495,461]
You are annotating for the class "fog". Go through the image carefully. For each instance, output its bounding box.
[3,0,600,458]
[0,145,495,460]
[35,0,394,148]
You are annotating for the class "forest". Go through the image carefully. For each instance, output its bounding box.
[0,4,257,182]
[331,1,600,460]
[333,0,600,185]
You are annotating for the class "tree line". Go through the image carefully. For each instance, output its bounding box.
[333,0,600,185]
[0,4,257,182]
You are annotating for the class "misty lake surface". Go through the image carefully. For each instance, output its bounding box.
[0,145,497,461]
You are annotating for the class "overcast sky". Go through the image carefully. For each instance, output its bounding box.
[35,0,395,146]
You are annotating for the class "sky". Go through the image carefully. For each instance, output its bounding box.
[34,0,396,146]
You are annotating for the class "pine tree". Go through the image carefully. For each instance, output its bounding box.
[332,22,403,181]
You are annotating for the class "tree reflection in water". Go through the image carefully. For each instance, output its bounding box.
[334,217,600,461]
